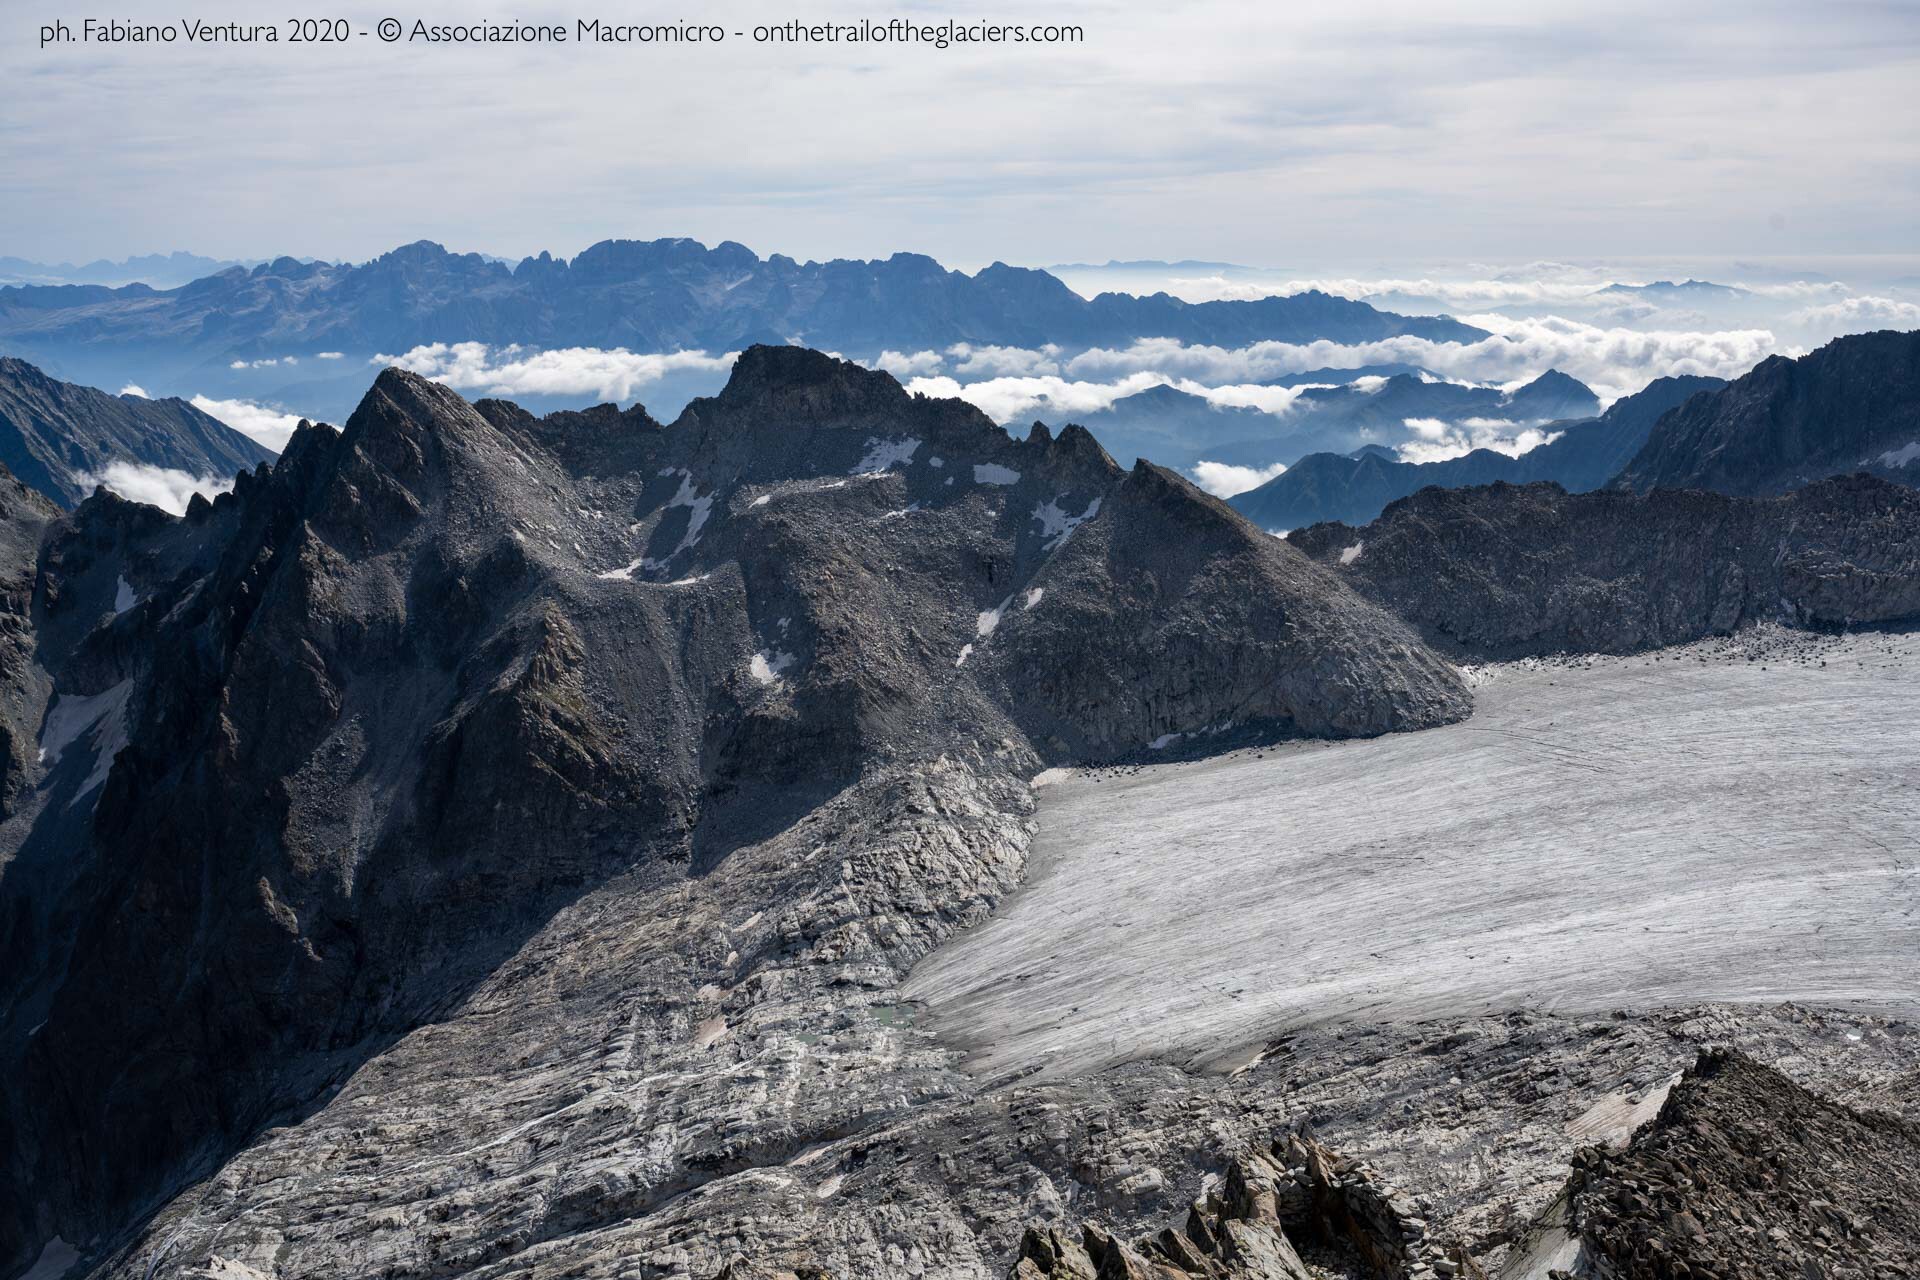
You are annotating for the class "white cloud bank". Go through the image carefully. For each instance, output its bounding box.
[1189,460,1288,497]
[1789,296,1920,329]
[1396,417,1563,465]
[118,384,148,398]
[1056,318,1784,406]
[191,395,305,451]
[78,461,232,515]
[377,343,737,402]
[902,370,1328,424]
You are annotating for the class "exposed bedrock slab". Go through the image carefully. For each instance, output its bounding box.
[904,631,1920,1083]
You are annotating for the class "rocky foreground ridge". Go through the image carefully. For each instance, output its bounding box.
[0,348,1465,1278]
[1006,1046,1920,1280]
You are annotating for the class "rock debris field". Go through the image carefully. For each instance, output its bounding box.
[905,629,1920,1083]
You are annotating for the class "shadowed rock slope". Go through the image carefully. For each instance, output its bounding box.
[1290,475,1920,657]
[1615,328,1920,496]
[0,348,1466,1278]
[0,357,275,506]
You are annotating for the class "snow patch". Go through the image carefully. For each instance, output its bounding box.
[749,649,796,685]
[976,596,1013,638]
[877,503,921,521]
[1149,732,1182,751]
[955,644,974,667]
[663,471,714,551]
[1879,439,1920,468]
[113,576,138,615]
[38,680,133,804]
[851,436,921,474]
[20,1237,80,1280]
[1024,588,1045,609]
[1032,496,1102,550]
[974,463,1021,485]
[1339,541,1365,565]
[750,493,772,507]
[597,558,653,581]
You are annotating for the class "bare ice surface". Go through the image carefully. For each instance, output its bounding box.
[903,632,1920,1081]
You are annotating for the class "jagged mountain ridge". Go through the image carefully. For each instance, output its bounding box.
[0,347,1468,1276]
[1616,328,1920,495]
[1230,374,1724,530]
[0,238,1487,373]
[0,357,275,507]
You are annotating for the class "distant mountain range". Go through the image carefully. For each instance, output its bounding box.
[1045,368,1598,474]
[0,239,1487,408]
[1590,279,1750,302]
[0,252,244,289]
[0,358,274,507]
[1616,329,1920,495]
[1229,375,1720,529]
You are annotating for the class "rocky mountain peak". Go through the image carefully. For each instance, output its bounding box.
[1617,328,1920,495]
[705,344,919,420]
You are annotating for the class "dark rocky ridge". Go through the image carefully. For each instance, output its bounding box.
[1230,375,1723,531]
[0,476,57,819]
[1616,328,1920,496]
[0,348,1467,1275]
[1289,475,1920,658]
[0,357,275,507]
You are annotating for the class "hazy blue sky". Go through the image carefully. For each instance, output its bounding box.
[3,0,1917,268]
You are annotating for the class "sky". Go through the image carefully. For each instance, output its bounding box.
[3,0,1918,270]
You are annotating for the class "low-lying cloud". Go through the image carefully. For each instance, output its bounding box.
[1054,318,1785,406]
[1396,416,1562,465]
[377,343,737,402]
[1189,460,1287,498]
[78,461,233,515]
[191,395,305,451]
[901,371,1327,424]
[1789,296,1920,329]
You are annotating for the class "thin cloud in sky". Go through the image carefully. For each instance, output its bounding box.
[191,395,306,451]
[2,0,1914,267]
